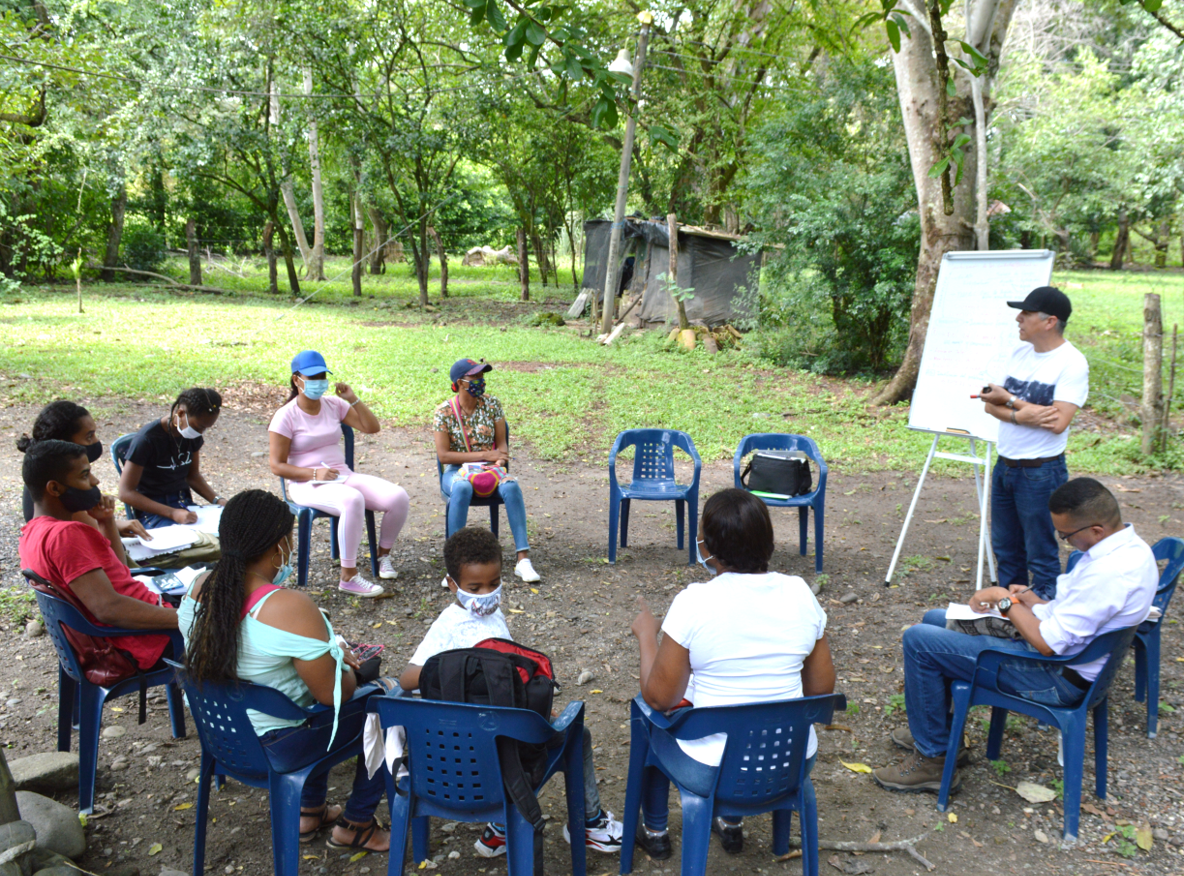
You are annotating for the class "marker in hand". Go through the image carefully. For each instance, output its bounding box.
[970,384,991,399]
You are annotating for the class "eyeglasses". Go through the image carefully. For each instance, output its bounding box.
[1057,523,1100,542]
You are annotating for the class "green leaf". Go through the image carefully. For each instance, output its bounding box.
[927,156,950,179]
[853,12,884,32]
[469,5,485,26]
[1144,0,1164,12]
[954,116,974,127]
[525,42,541,67]
[485,1,507,32]
[504,19,527,46]
[505,41,523,61]
[891,12,911,38]
[536,5,553,21]
[564,55,583,80]
[885,20,900,52]
[524,22,546,46]
[649,124,680,151]
[591,95,617,129]
[946,78,957,97]
[951,133,971,150]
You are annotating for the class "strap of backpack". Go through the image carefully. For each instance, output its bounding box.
[497,736,547,836]
[450,397,473,454]
[739,459,753,488]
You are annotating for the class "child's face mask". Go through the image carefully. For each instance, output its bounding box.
[455,582,502,617]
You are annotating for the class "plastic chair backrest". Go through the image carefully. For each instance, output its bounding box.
[1080,626,1139,712]
[735,433,826,471]
[281,423,355,503]
[166,659,313,782]
[611,429,697,487]
[369,696,554,814]
[110,433,134,475]
[1151,537,1184,614]
[28,585,91,684]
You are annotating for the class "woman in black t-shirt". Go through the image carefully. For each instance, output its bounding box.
[119,388,226,529]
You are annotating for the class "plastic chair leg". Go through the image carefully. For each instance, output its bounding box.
[772,809,793,857]
[1133,639,1147,703]
[296,512,313,590]
[268,773,305,876]
[77,682,106,814]
[621,498,631,548]
[489,502,500,538]
[386,774,411,875]
[564,730,588,876]
[608,494,620,564]
[813,500,825,572]
[365,510,379,578]
[192,752,215,876]
[1094,698,1108,800]
[329,514,341,562]
[938,689,971,813]
[1142,632,1161,738]
[411,816,431,866]
[619,719,650,875]
[1060,717,1087,842]
[798,506,808,557]
[985,708,1008,761]
[676,790,715,876]
[56,667,75,753]
[166,681,187,739]
[505,804,539,876]
[687,491,698,566]
[801,779,820,876]
[675,500,685,552]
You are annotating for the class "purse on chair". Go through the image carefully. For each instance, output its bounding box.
[451,398,508,497]
[740,450,813,497]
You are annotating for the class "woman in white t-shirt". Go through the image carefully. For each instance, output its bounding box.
[268,350,409,597]
[629,488,835,860]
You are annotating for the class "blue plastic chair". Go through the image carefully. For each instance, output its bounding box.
[935,626,1138,841]
[368,695,588,876]
[23,572,186,814]
[1066,537,1184,738]
[110,432,139,519]
[167,659,376,876]
[436,423,511,539]
[608,430,702,565]
[279,423,379,589]
[620,693,844,876]
[733,434,828,572]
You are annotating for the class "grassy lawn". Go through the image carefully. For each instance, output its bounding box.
[0,257,1179,475]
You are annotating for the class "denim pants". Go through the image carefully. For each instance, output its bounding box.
[441,466,529,553]
[259,688,385,824]
[991,456,1068,600]
[902,614,1085,758]
[138,490,193,529]
[641,754,817,831]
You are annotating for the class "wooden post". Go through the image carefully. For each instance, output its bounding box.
[262,221,278,295]
[186,219,202,286]
[1143,292,1164,456]
[1162,323,1178,453]
[351,195,364,297]
[668,213,690,331]
[429,225,448,298]
[517,227,529,301]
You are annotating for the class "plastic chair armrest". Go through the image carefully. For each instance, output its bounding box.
[130,567,165,577]
[608,434,627,487]
[550,700,584,734]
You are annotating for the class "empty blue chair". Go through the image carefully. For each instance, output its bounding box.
[368,695,587,876]
[437,423,510,539]
[608,430,702,565]
[733,434,828,572]
[620,693,844,876]
[1066,537,1184,738]
[168,659,375,876]
[24,573,186,814]
[935,626,1138,842]
[279,423,378,589]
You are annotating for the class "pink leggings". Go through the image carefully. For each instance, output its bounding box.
[287,472,410,568]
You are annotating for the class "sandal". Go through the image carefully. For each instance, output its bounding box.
[299,803,342,843]
[326,816,390,853]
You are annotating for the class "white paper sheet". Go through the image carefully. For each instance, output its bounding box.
[946,601,1008,622]
[185,505,222,534]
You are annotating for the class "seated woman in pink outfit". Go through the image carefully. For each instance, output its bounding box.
[268,350,410,597]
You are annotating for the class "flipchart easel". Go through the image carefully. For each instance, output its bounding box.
[884,250,1056,588]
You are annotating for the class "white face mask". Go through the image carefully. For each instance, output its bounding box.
[455,583,503,617]
[176,412,202,440]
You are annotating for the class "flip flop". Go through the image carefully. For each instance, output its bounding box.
[299,803,342,843]
[326,817,390,854]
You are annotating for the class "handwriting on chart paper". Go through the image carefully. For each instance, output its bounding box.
[909,253,1054,441]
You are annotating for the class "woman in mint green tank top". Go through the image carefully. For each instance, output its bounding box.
[180,490,392,853]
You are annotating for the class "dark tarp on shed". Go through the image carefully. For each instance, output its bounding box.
[581,219,758,327]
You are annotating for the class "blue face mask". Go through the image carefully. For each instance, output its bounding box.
[455,582,502,617]
[696,538,718,576]
[272,547,293,586]
[301,378,329,400]
[465,378,486,399]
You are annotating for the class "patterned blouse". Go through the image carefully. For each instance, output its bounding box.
[433,395,506,453]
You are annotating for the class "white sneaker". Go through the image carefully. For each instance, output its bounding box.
[339,574,384,598]
[1057,734,1064,768]
[563,810,623,853]
[377,556,398,580]
[514,558,541,583]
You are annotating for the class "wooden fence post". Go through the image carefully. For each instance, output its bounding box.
[517,227,529,301]
[1143,292,1164,456]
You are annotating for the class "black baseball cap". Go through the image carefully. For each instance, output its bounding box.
[1007,286,1072,323]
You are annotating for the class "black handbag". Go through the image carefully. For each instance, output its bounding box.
[740,450,812,497]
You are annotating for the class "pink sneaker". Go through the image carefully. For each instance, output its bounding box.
[339,574,384,598]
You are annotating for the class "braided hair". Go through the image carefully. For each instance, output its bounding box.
[16,401,90,453]
[171,387,222,420]
[184,489,294,684]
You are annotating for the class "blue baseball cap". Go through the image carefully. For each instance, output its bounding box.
[449,358,493,383]
[291,350,332,376]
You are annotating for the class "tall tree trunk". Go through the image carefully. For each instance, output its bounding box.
[1156,218,1171,269]
[149,163,167,234]
[1111,210,1129,270]
[531,232,549,286]
[367,207,387,274]
[352,193,364,297]
[517,226,530,301]
[270,89,313,270]
[263,221,279,295]
[303,68,326,282]
[411,222,430,307]
[186,219,201,286]
[100,183,127,282]
[428,225,448,298]
[275,220,301,295]
[873,0,1017,405]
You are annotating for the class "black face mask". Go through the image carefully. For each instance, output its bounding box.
[55,484,102,514]
[85,441,103,463]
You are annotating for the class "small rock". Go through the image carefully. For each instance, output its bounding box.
[839,591,858,605]
[577,670,594,686]
[160,869,189,876]
[1153,828,1169,841]
[110,756,129,771]
[1034,829,1049,844]
[810,582,822,596]
[186,767,200,782]
[5,699,20,708]
[250,451,266,458]
[9,752,79,794]
[448,851,460,859]
[0,820,36,860]
[16,792,87,859]
[101,725,126,739]
[903,809,915,816]
[25,621,43,638]
[440,822,458,833]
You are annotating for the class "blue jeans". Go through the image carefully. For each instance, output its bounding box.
[441,466,529,553]
[138,490,193,529]
[991,456,1067,600]
[641,754,817,832]
[902,615,1085,758]
[259,687,386,824]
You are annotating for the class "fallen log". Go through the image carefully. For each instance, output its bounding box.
[778,833,935,871]
[87,264,233,295]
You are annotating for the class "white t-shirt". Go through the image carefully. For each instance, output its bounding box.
[995,340,1089,459]
[409,602,512,667]
[661,571,828,764]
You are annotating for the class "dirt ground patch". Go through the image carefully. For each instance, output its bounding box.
[0,400,1182,876]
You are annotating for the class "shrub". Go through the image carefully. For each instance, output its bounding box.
[120,221,167,274]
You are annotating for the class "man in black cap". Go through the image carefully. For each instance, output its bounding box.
[977,286,1089,599]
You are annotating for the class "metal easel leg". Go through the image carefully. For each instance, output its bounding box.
[984,442,997,583]
[885,434,940,586]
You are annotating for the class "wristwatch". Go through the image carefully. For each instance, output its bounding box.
[997,596,1013,616]
[1005,395,1017,409]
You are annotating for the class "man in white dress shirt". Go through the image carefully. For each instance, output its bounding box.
[874,478,1156,793]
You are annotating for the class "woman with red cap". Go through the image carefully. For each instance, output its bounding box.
[433,358,540,583]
